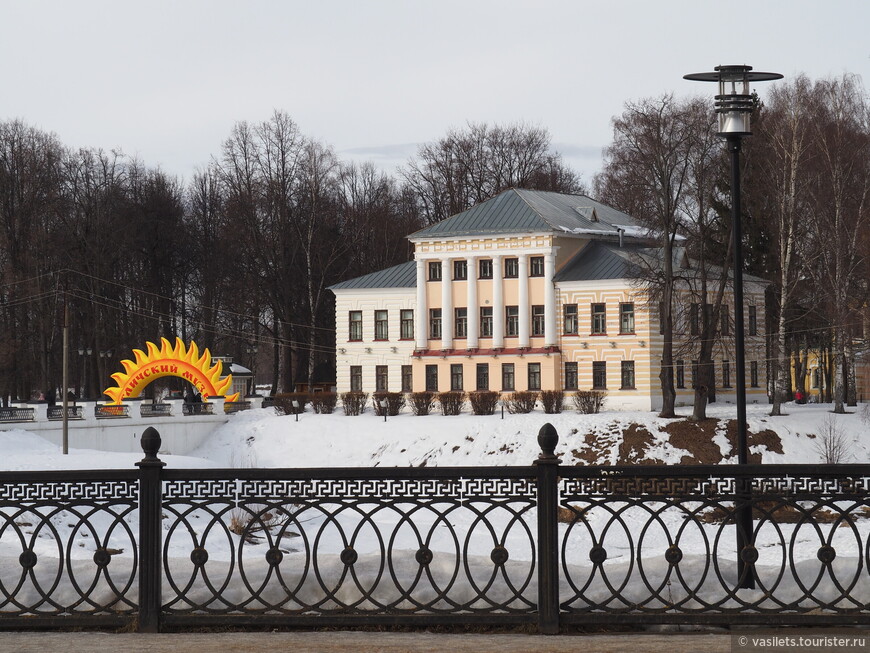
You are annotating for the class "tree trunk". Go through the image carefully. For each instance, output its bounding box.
[845,338,857,406]
[658,280,676,418]
[833,334,845,413]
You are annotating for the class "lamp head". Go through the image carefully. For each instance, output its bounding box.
[684,65,782,136]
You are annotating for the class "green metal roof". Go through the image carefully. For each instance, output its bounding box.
[555,241,642,282]
[329,261,416,291]
[408,188,640,240]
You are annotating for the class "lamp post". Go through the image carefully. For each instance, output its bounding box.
[378,397,388,423]
[78,346,93,399]
[684,64,782,590]
[245,344,258,395]
[291,399,300,422]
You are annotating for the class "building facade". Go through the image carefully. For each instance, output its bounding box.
[330,189,768,411]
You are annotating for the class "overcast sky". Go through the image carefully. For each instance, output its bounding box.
[3,1,869,186]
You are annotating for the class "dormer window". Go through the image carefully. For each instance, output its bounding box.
[574,206,599,222]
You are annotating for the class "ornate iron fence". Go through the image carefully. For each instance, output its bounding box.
[0,407,35,422]
[182,403,213,416]
[140,403,173,418]
[94,404,130,419]
[47,406,84,420]
[0,425,868,633]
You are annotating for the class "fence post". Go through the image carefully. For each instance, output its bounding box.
[136,426,165,632]
[534,422,561,635]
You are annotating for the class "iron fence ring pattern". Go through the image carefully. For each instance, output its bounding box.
[0,475,138,618]
[559,470,870,620]
[159,474,538,616]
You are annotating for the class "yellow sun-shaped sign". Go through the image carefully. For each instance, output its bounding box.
[104,337,239,404]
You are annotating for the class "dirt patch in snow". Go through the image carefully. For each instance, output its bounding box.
[722,420,784,459]
[617,424,657,464]
[664,419,784,464]
[663,419,726,464]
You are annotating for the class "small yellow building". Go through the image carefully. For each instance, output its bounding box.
[330,189,767,411]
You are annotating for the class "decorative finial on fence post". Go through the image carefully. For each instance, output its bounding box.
[537,422,559,461]
[140,426,162,464]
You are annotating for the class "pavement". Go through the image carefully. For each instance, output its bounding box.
[0,630,737,653]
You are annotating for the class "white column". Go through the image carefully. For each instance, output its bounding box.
[544,253,557,347]
[415,259,427,349]
[441,258,453,350]
[492,256,504,348]
[518,254,529,347]
[466,256,478,349]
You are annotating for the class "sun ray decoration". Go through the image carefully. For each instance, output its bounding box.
[103,337,239,404]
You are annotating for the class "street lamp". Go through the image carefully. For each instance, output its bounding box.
[685,64,782,590]
[245,344,258,395]
[291,399,300,422]
[78,346,92,399]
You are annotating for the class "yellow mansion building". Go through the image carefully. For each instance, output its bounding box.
[330,189,768,411]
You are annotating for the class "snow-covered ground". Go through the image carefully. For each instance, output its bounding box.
[2,402,868,618]
[2,402,868,471]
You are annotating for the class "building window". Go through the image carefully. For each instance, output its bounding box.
[400,309,414,340]
[748,305,758,336]
[620,361,635,389]
[429,308,442,339]
[528,363,541,390]
[750,361,759,387]
[720,306,730,335]
[425,364,438,392]
[505,305,519,337]
[504,257,519,278]
[476,363,489,391]
[564,361,578,390]
[723,360,731,388]
[811,367,820,389]
[690,303,700,336]
[349,311,363,341]
[592,361,606,390]
[502,363,515,391]
[453,259,467,280]
[676,359,685,389]
[450,363,463,391]
[530,256,544,277]
[563,304,578,335]
[480,306,493,337]
[350,365,362,392]
[619,303,635,334]
[479,259,493,279]
[374,310,388,340]
[401,365,412,392]
[591,303,606,335]
[428,261,442,281]
[375,365,388,392]
[531,305,545,336]
[455,307,467,338]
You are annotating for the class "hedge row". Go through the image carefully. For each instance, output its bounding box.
[271,390,607,416]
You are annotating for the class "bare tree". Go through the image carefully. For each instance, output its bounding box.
[805,75,870,413]
[401,122,583,225]
[752,76,817,416]
[595,95,706,417]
